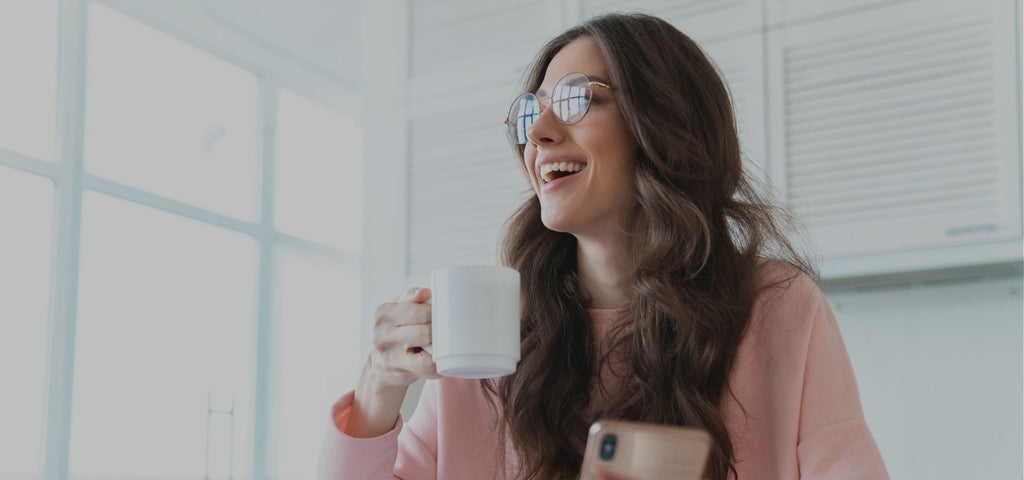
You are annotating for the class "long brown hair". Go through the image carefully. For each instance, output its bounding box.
[485,13,815,480]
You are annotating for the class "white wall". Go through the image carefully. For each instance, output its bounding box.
[828,274,1023,479]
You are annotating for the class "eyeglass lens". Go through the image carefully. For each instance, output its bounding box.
[507,72,593,145]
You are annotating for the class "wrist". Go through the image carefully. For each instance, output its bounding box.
[346,360,410,438]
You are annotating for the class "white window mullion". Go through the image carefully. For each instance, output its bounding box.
[0,147,60,179]
[274,232,359,271]
[43,1,87,480]
[251,79,278,480]
[81,174,262,237]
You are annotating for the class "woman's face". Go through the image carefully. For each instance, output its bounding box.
[524,37,638,239]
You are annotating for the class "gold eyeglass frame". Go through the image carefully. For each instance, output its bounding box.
[503,72,613,144]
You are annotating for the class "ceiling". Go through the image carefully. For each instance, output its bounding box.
[200,0,361,85]
[99,0,362,90]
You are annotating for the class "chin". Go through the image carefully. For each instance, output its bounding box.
[539,209,579,234]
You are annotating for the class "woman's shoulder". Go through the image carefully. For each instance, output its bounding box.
[753,258,822,306]
[746,259,828,340]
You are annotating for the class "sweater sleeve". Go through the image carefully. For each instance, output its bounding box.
[795,283,889,480]
[317,381,441,480]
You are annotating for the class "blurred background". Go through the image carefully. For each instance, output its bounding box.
[0,1,1020,480]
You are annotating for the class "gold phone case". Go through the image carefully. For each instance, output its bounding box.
[581,420,712,480]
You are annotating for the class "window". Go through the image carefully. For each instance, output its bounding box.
[0,0,59,476]
[0,167,54,475]
[272,89,364,480]
[273,249,361,480]
[69,192,258,478]
[0,0,58,161]
[83,4,261,220]
[275,90,364,253]
[0,2,364,479]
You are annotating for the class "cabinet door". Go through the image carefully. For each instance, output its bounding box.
[409,0,558,79]
[406,81,529,280]
[766,0,911,26]
[766,0,1021,264]
[701,32,771,191]
[405,1,561,281]
[581,0,761,41]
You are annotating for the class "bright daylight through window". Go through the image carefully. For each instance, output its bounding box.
[0,2,364,480]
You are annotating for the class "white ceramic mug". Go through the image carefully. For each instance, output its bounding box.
[424,265,521,379]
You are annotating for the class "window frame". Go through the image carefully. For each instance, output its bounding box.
[0,1,363,480]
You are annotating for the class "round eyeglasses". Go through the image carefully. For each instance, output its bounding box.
[504,72,613,145]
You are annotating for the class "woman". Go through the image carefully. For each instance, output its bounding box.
[320,13,889,480]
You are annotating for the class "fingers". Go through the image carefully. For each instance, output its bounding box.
[372,317,431,352]
[395,324,432,351]
[377,337,440,379]
[395,287,431,303]
[374,300,431,329]
[368,348,438,386]
[411,287,431,303]
[412,349,442,379]
[366,288,440,387]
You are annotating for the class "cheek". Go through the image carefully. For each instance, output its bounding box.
[578,129,635,194]
[580,115,634,154]
[608,121,637,159]
[603,127,637,180]
[579,131,634,172]
[523,146,540,191]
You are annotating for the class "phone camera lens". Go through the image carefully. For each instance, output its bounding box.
[599,434,617,460]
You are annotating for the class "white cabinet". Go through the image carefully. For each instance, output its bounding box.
[400,0,1023,284]
[404,1,560,282]
[701,32,771,187]
[405,86,529,278]
[409,0,559,78]
[766,0,1022,279]
[582,0,761,40]
[766,0,911,26]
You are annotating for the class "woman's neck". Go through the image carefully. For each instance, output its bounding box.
[576,234,633,309]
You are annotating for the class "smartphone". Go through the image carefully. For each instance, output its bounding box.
[580,420,712,480]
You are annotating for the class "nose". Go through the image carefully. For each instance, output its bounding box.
[525,103,565,145]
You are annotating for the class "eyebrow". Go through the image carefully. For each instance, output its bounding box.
[536,74,611,97]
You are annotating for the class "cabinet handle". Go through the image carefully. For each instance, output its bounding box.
[946,224,996,236]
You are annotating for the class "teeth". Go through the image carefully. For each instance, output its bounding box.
[539,161,587,183]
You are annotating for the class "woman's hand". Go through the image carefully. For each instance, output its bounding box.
[366,287,440,387]
[345,287,440,438]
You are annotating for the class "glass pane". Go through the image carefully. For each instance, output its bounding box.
[83,3,260,220]
[0,0,58,160]
[70,191,257,479]
[275,90,363,252]
[0,166,53,475]
[274,249,361,480]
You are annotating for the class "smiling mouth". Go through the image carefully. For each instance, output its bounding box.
[540,161,588,183]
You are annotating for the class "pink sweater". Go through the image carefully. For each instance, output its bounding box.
[318,270,889,479]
